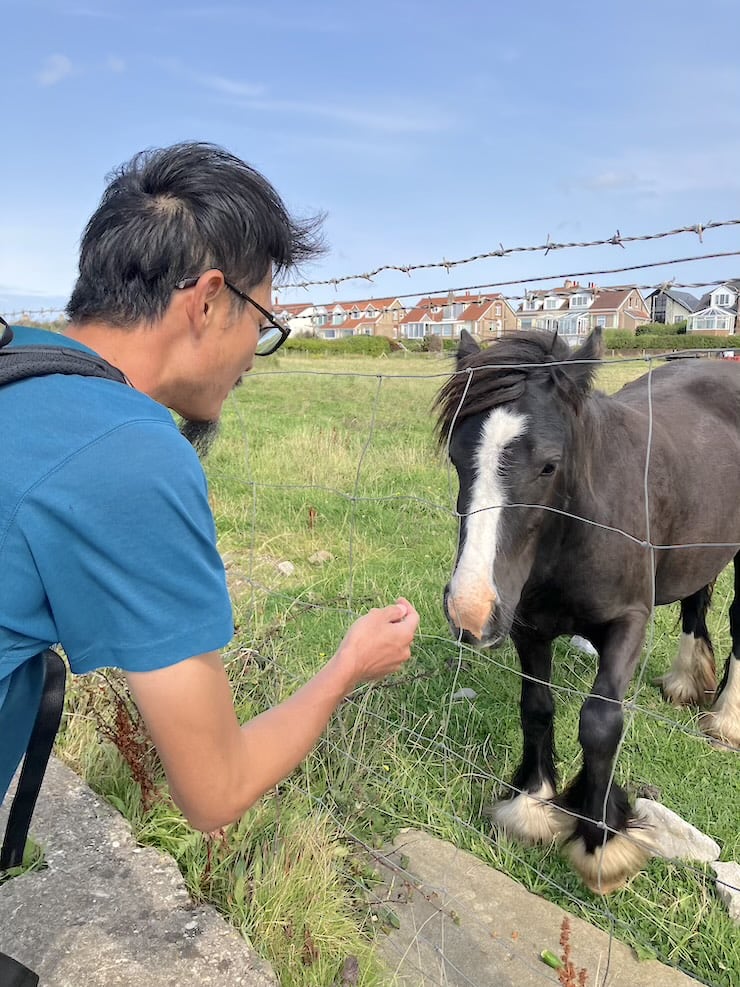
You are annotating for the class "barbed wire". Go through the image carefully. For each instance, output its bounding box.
[6,270,739,325]
[277,218,740,289]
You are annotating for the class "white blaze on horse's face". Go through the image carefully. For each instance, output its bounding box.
[447,407,528,642]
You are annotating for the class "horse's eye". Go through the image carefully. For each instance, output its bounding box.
[540,463,557,477]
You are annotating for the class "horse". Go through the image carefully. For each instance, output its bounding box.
[435,328,740,893]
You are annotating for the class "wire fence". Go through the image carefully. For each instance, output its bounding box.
[209,342,739,987]
[16,218,740,987]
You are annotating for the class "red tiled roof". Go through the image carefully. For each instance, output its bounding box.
[275,302,315,316]
[400,305,438,324]
[459,302,496,322]
[589,289,632,312]
[331,316,374,330]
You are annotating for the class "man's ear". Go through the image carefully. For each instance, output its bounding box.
[178,271,224,334]
[198,270,226,312]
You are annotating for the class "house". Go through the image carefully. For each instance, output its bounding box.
[686,281,740,336]
[457,295,519,340]
[291,297,405,339]
[517,281,649,345]
[517,280,599,345]
[397,294,515,341]
[646,288,700,325]
[586,287,650,332]
[517,280,594,332]
[273,301,316,336]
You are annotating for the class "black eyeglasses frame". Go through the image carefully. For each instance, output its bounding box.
[174,276,291,356]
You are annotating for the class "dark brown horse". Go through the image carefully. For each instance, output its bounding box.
[435,329,740,893]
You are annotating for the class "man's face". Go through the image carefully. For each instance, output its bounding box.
[180,272,273,424]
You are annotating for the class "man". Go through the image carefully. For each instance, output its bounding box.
[0,141,419,833]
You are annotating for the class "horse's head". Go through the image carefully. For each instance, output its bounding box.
[436,329,602,647]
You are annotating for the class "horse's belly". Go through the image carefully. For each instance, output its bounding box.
[654,545,738,605]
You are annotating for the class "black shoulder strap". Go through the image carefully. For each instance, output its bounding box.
[0,318,127,387]
[0,651,66,872]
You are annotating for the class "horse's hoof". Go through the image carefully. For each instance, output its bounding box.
[699,710,740,750]
[655,673,706,707]
[700,659,740,749]
[564,821,655,895]
[491,783,561,845]
[656,635,716,707]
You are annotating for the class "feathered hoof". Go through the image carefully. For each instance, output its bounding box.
[656,672,707,707]
[564,822,656,895]
[700,709,740,750]
[700,659,740,749]
[655,635,716,707]
[491,783,562,845]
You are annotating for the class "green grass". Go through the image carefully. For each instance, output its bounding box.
[59,351,740,987]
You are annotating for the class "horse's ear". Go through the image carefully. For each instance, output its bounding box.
[563,328,603,405]
[457,329,480,366]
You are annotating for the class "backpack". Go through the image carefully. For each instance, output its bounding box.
[0,316,127,983]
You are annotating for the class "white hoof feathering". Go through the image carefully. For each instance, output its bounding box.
[492,783,562,845]
[565,820,656,895]
[700,657,740,749]
[658,633,716,707]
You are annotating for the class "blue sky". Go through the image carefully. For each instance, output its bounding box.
[3,0,740,317]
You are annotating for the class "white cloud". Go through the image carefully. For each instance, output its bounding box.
[233,97,450,134]
[578,144,740,198]
[180,65,449,135]
[195,74,265,98]
[37,54,74,87]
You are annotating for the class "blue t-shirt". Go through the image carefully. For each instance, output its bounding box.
[0,326,234,801]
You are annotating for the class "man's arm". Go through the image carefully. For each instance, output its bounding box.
[125,599,418,831]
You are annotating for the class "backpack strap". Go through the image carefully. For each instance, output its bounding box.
[0,951,39,986]
[1,651,66,872]
[0,319,127,387]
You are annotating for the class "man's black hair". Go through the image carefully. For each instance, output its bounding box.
[67,142,325,327]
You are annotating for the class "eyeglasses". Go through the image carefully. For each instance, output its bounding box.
[174,276,291,356]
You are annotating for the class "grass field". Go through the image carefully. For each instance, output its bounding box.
[60,350,739,987]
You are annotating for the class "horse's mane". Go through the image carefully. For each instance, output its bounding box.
[435,331,595,447]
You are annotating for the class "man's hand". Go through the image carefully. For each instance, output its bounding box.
[333,597,419,684]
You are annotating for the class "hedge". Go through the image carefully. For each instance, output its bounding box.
[604,330,737,351]
[635,322,686,336]
[284,334,392,355]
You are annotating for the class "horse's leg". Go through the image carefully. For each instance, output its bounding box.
[701,553,740,748]
[492,636,560,844]
[557,616,655,894]
[657,584,716,706]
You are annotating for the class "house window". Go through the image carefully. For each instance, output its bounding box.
[596,316,606,328]
[332,313,344,325]
[694,315,729,331]
[314,315,327,327]
[571,294,590,308]
[324,329,336,338]
[494,303,502,316]
[544,298,559,310]
[715,293,731,308]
